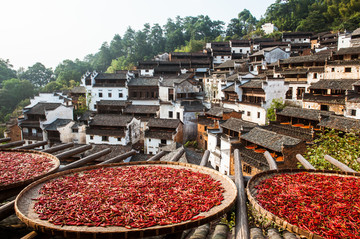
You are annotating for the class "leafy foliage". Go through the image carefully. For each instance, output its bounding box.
[266,98,286,122]
[303,130,360,171]
[19,62,54,88]
[0,59,17,84]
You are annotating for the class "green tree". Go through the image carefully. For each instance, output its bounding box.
[266,98,286,122]
[19,62,54,88]
[54,59,90,87]
[303,130,360,171]
[0,59,17,84]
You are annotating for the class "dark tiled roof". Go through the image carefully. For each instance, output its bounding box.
[309,79,358,90]
[198,116,215,126]
[145,130,174,140]
[347,94,360,103]
[97,100,128,106]
[240,127,302,152]
[18,120,40,128]
[70,86,86,94]
[223,84,235,92]
[277,68,308,75]
[221,118,257,132]
[303,94,346,104]
[240,80,263,88]
[89,114,134,127]
[251,46,280,57]
[283,32,313,37]
[78,111,95,122]
[160,74,193,87]
[86,128,125,137]
[181,101,206,112]
[95,73,127,80]
[214,60,237,69]
[279,54,329,64]
[128,77,159,86]
[206,107,233,117]
[277,106,334,121]
[44,119,72,131]
[123,105,159,114]
[236,144,269,171]
[26,103,62,115]
[147,118,181,129]
[318,115,360,132]
[336,46,360,55]
[226,74,240,82]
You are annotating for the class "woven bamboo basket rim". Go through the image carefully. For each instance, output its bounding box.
[246,168,360,239]
[15,161,237,239]
[0,149,60,191]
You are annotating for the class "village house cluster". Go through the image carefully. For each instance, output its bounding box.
[7,28,360,177]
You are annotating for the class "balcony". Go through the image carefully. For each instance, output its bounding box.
[23,133,43,141]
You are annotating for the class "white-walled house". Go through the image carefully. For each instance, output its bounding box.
[86,114,140,146]
[19,102,74,145]
[81,71,132,111]
[249,47,290,75]
[237,78,289,125]
[27,92,72,108]
[144,118,183,155]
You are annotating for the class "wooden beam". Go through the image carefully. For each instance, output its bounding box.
[147,151,166,162]
[170,147,185,162]
[264,151,277,170]
[0,137,11,143]
[234,149,250,239]
[0,140,25,149]
[0,200,15,221]
[55,144,92,160]
[20,231,38,239]
[324,155,356,173]
[15,141,48,150]
[41,142,74,154]
[59,149,111,171]
[200,150,210,167]
[296,154,316,170]
[98,150,137,165]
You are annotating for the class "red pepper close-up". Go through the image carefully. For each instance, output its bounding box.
[0,151,54,186]
[255,172,360,239]
[33,166,225,229]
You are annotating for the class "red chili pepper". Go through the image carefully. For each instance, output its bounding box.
[34,166,224,229]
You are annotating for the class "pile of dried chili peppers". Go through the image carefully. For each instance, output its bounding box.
[33,166,224,228]
[0,151,54,186]
[255,172,360,238]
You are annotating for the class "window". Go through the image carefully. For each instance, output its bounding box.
[321,105,329,111]
[331,68,335,72]
[133,92,137,97]
[204,126,208,131]
[117,137,121,141]
[102,136,109,142]
[177,112,180,119]
[247,111,251,117]
[168,111,173,118]
[200,136,202,140]
[99,92,103,98]
[72,129,78,133]
[149,139,151,142]
[108,92,112,98]
[314,73,318,78]
[119,92,123,98]
[351,109,357,116]
[243,164,252,174]
[90,135,94,140]
[345,67,352,73]
[161,139,166,144]
[257,112,261,118]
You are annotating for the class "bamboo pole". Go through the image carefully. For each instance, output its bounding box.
[54,144,92,160]
[250,228,265,239]
[0,201,15,221]
[324,155,356,173]
[15,141,48,150]
[200,150,210,166]
[0,137,11,143]
[98,150,137,165]
[296,154,316,170]
[188,223,210,239]
[41,142,74,153]
[147,150,167,162]
[234,149,250,239]
[170,147,185,162]
[0,140,25,149]
[264,151,277,170]
[59,149,111,171]
[211,224,229,239]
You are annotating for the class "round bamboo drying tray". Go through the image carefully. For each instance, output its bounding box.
[246,168,360,239]
[15,161,237,239]
[0,149,60,191]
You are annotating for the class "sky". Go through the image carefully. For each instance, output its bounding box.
[1,0,276,70]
